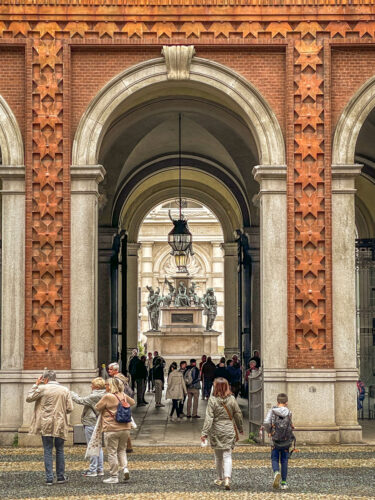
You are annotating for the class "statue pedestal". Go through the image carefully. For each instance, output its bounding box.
[145,306,220,366]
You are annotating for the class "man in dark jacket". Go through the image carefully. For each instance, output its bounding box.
[128,349,139,391]
[214,358,231,383]
[153,357,165,407]
[135,355,148,407]
[184,359,201,418]
[201,356,216,399]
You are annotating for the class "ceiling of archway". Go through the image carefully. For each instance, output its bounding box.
[355,108,375,237]
[98,95,258,227]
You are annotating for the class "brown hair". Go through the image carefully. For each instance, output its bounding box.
[277,393,288,404]
[213,377,232,398]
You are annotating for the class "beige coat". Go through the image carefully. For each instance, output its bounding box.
[201,395,243,450]
[95,392,135,432]
[166,370,187,400]
[26,381,74,440]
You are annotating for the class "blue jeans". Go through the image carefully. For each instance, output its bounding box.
[84,425,104,473]
[42,436,65,482]
[271,447,289,482]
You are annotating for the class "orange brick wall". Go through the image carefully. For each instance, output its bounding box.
[197,48,286,136]
[71,47,160,145]
[0,47,25,141]
[332,46,375,130]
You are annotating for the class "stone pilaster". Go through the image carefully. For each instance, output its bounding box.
[221,242,238,358]
[332,164,363,442]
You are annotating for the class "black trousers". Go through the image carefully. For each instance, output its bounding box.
[170,399,181,417]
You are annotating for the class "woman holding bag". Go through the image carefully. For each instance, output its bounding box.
[201,377,243,490]
[95,377,135,484]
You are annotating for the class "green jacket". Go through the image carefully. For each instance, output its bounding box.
[201,395,243,450]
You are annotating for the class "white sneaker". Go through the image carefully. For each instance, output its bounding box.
[97,471,104,476]
[169,416,177,422]
[272,471,281,489]
[214,479,223,486]
[280,483,289,490]
[103,477,119,484]
[83,471,97,477]
[123,468,130,481]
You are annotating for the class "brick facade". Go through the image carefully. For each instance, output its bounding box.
[0,2,375,370]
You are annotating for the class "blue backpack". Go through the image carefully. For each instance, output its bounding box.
[107,394,132,423]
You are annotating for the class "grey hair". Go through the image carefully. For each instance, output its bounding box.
[108,362,119,371]
[46,370,56,381]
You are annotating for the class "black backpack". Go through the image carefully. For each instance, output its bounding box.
[271,410,295,450]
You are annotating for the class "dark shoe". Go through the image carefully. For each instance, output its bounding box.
[142,400,148,404]
[126,448,134,453]
[187,415,191,418]
[57,477,68,484]
[46,480,53,486]
[192,415,201,418]
[137,403,146,407]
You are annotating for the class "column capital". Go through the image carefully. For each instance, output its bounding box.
[331,164,363,194]
[252,165,287,195]
[71,164,106,183]
[221,242,237,257]
[0,165,25,194]
[127,242,141,257]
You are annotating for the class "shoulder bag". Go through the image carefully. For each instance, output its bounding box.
[222,401,240,442]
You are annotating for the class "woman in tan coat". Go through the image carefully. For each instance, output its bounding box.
[166,362,187,421]
[201,377,243,490]
[95,377,135,484]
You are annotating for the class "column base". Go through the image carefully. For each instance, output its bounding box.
[263,368,363,444]
[224,348,239,359]
[17,427,74,447]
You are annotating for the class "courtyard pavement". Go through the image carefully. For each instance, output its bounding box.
[0,390,374,499]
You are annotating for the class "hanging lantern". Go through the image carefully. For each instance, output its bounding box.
[168,217,193,272]
[167,113,194,273]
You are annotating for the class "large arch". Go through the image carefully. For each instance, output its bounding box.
[70,49,288,425]
[72,56,285,167]
[0,95,25,445]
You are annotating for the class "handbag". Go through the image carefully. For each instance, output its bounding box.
[222,402,240,442]
[106,394,132,424]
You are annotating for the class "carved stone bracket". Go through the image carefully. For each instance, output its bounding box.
[161,45,195,80]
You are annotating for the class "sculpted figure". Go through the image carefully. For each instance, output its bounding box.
[203,288,217,331]
[188,281,201,306]
[175,281,190,307]
[147,286,162,330]
[163,278,176,307]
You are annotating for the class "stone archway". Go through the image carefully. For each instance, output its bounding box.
[70,46,287,396]
[0,95,25,444]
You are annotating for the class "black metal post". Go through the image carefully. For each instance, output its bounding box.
[121,233,128,372]
[110,234,121,362]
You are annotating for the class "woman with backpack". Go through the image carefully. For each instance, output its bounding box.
[166,361,187,421]
[95,377,135,484]
[201,377,243,490]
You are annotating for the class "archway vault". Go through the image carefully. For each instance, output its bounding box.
[72,55,285,167]
[118,166,243,242]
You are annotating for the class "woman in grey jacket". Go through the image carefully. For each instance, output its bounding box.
[201,377,243,490]
[71,377,106,477]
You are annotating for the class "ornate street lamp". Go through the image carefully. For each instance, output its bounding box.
[168,114,194,273]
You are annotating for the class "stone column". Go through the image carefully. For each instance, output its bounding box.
[70,165,105,426]
[98,227,117,366]
[253,165,288,411]
[212,242,224,339]
[222,242,238,358]
[140,242,153,335]
[331,164,363,442]
[127,243,141,359]
[0,166,25,444]
[246,227,261,355]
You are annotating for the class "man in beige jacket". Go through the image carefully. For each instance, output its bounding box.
[26,370,74,485]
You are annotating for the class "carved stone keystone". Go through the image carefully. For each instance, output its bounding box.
[162,45,196,80]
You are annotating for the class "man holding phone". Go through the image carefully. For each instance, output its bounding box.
[26,370,74,485]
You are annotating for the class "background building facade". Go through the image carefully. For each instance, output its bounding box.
[0,0,374,444]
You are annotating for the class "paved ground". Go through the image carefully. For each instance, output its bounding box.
[1,444,375,499]
[1,390,374,499]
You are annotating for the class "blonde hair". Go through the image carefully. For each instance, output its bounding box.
[91,377,105,389]
[108,377,124,394]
